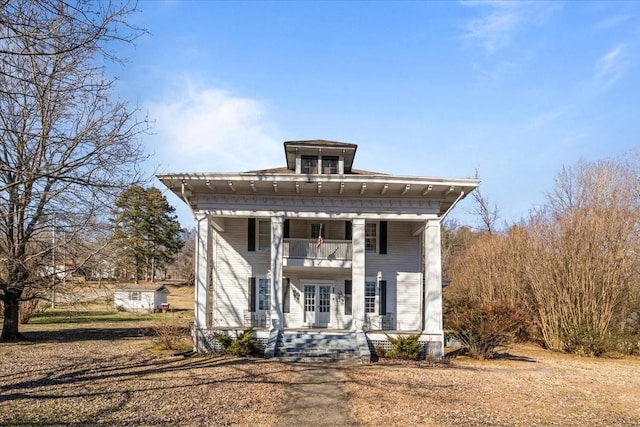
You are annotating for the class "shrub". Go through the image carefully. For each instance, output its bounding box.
[151,318,191,351]
[20,298,46,324]
[212,331,233,350]
[385,334,422,361]
[374,344,387,360]
[444,297,529,360]
[561,325,610,356]
[614,332,640,356]
[213,327,261,357]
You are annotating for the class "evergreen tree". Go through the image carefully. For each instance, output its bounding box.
[112,186,185,283]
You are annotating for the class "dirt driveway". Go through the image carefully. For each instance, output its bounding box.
[1,325,639,426]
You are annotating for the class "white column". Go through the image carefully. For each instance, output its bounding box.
[270,216,284,330]
[351,218,366,331]
[423,219,444,354]
[194,212,212,330]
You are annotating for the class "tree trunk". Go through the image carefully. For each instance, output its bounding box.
[1,290,21,340]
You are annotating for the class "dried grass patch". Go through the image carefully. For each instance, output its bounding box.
[0,329,290,426]
[344,344,640,426]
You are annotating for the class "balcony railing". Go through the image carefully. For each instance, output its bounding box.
[283,238,352,261]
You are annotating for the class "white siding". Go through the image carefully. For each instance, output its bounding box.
[211,219,424,331]
[365,221,421,329]
[396,272,422,330]
[213,218,270,328]
[114,290,160,312]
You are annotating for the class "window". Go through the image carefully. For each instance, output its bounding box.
[322,156,338,174]
[258,278,270,311]
[301,155,318,174]
[258,220,270,250]
[365,223,377,253]
[129,291,141,301]
[311,223,325,240]
[344,280,352,315]
[365,281,376,314]
[283,278,290,313]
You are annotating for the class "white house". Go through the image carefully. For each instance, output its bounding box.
[158,140,478,360]
[113,284,169,313]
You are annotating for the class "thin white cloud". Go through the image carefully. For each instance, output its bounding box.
[462,2,523,53]
[522,105,573,132]
[594,43,626,91]
[146,79,282,174]
[594,14,634,30]
[461,1,561,53]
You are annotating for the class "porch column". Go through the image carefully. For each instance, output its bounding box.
[423,218,444,358]
[270,216,284,330]
[351,218,366,331]
[194,212,212,330]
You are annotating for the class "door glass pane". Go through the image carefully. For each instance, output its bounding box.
[319,286,330,313]
[304,285,315,324]
[304,285,315,312]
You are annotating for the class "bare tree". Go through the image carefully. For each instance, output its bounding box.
[524,159,640,353]
[166,228,195,285]
[470,169,499,234]
[446,226,531,307]
[0,0,148,339]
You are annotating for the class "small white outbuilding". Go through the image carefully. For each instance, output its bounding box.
[113,284,169,313]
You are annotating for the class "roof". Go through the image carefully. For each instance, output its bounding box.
[112,284,169,293]
[246,166,386,175]
[156,139,480,217]
[283,139,358,172]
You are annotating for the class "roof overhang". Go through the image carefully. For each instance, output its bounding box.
[158,172,479,217]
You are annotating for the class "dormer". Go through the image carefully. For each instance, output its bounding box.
[284,140,358,175]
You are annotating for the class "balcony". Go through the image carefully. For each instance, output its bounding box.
[283,239,352,269]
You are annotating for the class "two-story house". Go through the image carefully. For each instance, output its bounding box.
[157,140,478,360]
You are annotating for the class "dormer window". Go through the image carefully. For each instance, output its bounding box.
[285,140,357,174]
[301,156,318,174]
[322,156,338,174]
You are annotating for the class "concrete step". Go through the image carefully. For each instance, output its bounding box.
[274,331,361,361]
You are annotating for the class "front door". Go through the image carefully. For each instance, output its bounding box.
[303,284,331,327]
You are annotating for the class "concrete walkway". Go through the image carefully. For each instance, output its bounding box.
[278,362,358,427]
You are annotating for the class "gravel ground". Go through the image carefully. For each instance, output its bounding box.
[1,325,639,427]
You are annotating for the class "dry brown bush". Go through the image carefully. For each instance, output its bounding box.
[524,160,640,353]
[150,317,192,351]
[446,157,640,355]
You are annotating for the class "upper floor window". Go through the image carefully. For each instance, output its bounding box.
[365,223,377,253]
[258,220,270,250]
[301,156,318,174]
[322,156,339,174]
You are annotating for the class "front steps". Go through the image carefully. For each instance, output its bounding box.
[269,331,370,362]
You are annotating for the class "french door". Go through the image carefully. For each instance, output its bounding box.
[303,284,331,327]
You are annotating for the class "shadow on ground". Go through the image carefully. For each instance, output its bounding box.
[18,327,150,343]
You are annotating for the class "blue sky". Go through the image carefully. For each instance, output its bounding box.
[113,1,640,229]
